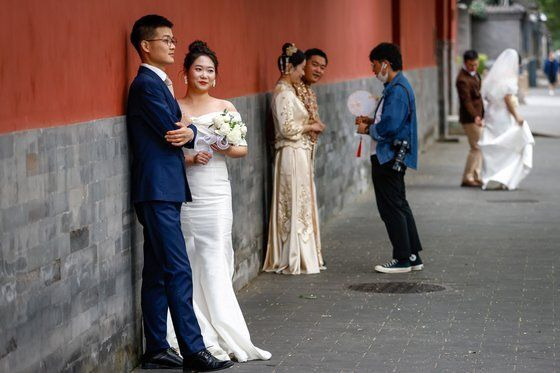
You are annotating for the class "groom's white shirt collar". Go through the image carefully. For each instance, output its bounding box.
[141,63,168,82]
[463,65,477,77]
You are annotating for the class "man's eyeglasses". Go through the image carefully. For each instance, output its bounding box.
[146,37,178,47]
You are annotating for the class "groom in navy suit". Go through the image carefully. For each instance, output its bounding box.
[127,15,233,372]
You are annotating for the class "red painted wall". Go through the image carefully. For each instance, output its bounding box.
[399,0,438,70]
[2,0,440,134]
[449,0,457,42]
[436,0,457,41]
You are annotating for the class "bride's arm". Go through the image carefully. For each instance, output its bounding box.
[213,145,248,158]
[504,94,524,125]
[185,152,213,165]
[185,154,196,165]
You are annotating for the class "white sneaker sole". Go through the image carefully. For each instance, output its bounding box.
[374,265,412,273]
[411,264,424,271]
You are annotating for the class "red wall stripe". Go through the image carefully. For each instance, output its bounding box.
[1,0,445,134]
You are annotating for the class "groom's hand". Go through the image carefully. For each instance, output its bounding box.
[193,151,212,165]
[165,122,194,147]
[475,116,484,127]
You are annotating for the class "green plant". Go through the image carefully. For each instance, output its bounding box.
[538,0,560,50]
[478,53,488,75]
[470,0,488,19]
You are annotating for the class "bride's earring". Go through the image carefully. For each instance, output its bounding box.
[212,80,216,88]
[284,61,293,75]
[184,76,188,85]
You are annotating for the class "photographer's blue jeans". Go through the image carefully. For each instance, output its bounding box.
[370,155,423,260]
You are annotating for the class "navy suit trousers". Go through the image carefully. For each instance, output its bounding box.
[134,201,205,357]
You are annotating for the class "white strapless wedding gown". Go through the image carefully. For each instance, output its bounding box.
[167,111,271,362]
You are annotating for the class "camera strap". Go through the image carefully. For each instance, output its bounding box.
[393,82,412,120]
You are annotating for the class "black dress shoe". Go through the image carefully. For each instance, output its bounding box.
[183,349,234,372]
[142,347,183,369]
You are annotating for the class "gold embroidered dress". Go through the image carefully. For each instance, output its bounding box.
[294,81,324,256]
[263,80,324,275]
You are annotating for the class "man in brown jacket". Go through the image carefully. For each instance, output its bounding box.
[456,49,484,187]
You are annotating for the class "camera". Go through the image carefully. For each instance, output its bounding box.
[392,139,410,172]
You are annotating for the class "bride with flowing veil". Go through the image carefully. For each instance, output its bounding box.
[479,49,534,190]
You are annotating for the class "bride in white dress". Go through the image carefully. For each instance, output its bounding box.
[479,48,534,190]
[167,40,271,362]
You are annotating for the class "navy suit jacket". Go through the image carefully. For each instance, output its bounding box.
[127,66,197,203]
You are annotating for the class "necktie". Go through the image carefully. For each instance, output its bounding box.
[164,77,174,97]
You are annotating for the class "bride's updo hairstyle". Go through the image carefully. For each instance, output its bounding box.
[183,40,219,73]
[277,43,305,74]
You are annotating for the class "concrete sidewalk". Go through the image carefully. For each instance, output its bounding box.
[519,88,560,138]
[136,90,559,372]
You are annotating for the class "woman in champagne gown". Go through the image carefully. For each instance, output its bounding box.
[167,40,271,362]
[479,49,534,190]
[263,43,325,275]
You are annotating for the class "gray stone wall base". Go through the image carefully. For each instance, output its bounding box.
[0,117,142,372]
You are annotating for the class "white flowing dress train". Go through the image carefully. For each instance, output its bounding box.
[479,49,534,190]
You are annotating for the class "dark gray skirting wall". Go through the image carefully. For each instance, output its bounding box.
[0,66,437,372]
[0,118,142,372]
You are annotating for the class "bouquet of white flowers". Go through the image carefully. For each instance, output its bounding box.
[211,110,247,146]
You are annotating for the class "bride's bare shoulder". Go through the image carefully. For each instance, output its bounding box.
[220,99,238,113]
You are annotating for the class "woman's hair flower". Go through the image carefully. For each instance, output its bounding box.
[286,44,298,57]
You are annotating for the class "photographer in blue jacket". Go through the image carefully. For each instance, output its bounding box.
[356,42,424,274]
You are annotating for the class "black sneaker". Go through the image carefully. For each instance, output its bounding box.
[409,254,423,271]
[374,259,411,273]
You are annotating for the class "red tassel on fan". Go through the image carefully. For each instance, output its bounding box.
[356,137,362,158]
